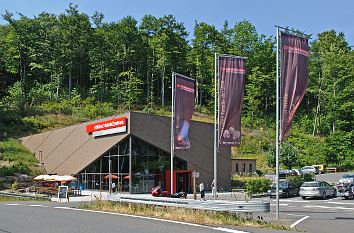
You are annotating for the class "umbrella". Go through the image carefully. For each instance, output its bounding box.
[56,175,77,183]
[104,174,119,180]
[33,175,51,181]
[45,175,60,181]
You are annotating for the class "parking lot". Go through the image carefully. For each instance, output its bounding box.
[255,172,354,232]
[256,195,354,232]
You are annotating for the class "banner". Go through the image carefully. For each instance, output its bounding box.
[174,74,195,150]
[280,32,309,140]
[218,55,246,146]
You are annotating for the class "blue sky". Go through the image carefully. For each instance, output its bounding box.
[1,0,353,45]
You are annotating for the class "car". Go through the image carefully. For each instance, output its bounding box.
[268,180,300,198]
[312,164,327,174]
[292,169,303,176]
[338,174,354,184]
[279,170,298,179]
[337,183,354,200]
[300,166,320,175]
[299,181,337,199]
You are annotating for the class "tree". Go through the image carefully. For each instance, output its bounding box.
[118,69,143,110]
[267,142,300,170]
[58,4,91,97]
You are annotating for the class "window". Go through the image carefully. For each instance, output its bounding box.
[242,163,246,172]
[235,163,239,172]
[249,163,253,172]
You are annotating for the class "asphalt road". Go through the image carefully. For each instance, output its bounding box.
[0,201,294,233]
[257,195,354,233]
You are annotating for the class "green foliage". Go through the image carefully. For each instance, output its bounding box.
[267,142,300,170]
[0,138,37,176]
[0,138,37,165]
[324,131,354,168]
[0,6,353,174]
[245,178,272,196]
[287,174,315,188]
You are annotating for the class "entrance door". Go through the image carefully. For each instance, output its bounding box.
[176,171,191,193]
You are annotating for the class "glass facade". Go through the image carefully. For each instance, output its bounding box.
[78,135,187,193]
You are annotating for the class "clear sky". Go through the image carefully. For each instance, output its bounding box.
[1,0,353,45]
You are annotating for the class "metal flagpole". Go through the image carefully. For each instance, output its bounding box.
[214,53,218,200]
[275,25,280,220]
[171,72,175,194]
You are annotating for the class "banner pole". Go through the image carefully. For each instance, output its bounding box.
[275,26,280,220]
[214,53,218,200]
[171,72,175,194]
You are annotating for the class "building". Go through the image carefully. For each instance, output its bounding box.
[21,112,231,193]
[231,159,257,174]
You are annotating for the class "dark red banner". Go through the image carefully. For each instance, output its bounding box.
[218,55,246,146]
[174,74,195,150]
[281,32,309,140]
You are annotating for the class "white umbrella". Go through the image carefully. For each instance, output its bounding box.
[56,175,77,182]
[33,175,51,181]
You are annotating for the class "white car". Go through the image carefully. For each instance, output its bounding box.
[338,174,354,184]
[300,166,320,175]
[300,181,337,199]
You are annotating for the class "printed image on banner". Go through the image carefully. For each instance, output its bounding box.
[280,32,308,140]
[174,74,195,150]
[218,56,246,146]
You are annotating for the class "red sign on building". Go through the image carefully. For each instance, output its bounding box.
[86,117,127,137]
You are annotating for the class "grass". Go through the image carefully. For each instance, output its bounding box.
[0,196,42,202]
[80,200,292,231]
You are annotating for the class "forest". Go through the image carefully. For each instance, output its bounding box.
[0,4,353,173]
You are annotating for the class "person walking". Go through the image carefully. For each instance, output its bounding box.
[211,180,217,198]
[199,182,206,201]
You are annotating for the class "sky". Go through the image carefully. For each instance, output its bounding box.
[0,0,353,45]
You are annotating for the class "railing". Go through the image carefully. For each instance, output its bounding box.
[326,167,337,173]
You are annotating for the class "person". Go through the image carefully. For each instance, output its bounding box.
[111,182,116,193]
[199,182,205,201]
[211,180,218,198]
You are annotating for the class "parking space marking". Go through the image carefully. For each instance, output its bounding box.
[213,227,249,233]
[327,201,354,205]
[304,205,354,211]
[272,199,310,203]
[290,215,310,228]
[270,203,289,206]
[28,204,48,207]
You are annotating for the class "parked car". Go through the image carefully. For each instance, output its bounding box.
[312,164,327,174]
[337,183,354,200]
[279,170,298,179]
[268,180,300,198]
[300,166,320,175]
[338,174,354,184]
[299,181,336,199]
[292,169,303,176]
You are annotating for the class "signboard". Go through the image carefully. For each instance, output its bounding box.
[86,117,127,138]
[192,171,200,178]
[174,74,195,150]
[218,55,246,146]
[58,186,68,201]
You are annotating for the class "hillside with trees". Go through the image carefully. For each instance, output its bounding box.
[0,4,353,175]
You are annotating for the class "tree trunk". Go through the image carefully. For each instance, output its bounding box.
[68,67,72,98]
[161,65,165,107]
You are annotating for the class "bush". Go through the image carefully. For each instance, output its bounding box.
[245,178,272,196]
[11,181,18,191]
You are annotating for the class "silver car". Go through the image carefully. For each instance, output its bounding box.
[300,166,320,175]
[338,174,354,184]
[300,181,337,199]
